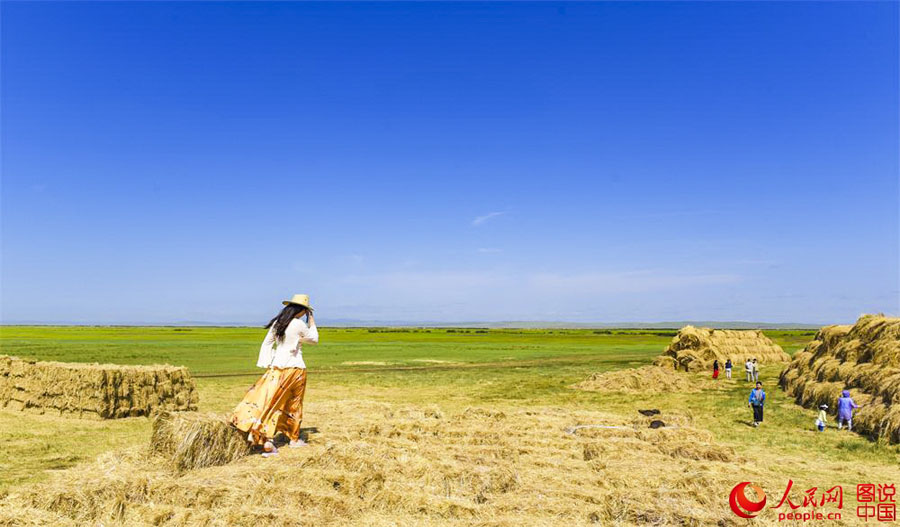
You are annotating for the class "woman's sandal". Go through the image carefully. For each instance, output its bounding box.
[261,441,279,457]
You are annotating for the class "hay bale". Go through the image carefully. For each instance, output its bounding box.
[150,411,251,471]
[0,355,197,419]
[779,314,900,444]
[572,366,701,393]
[655,326,790,372]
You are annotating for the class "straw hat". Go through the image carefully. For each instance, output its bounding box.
[282,294,313,310]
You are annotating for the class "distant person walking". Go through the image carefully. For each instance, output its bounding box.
[230,294,318,454]
[725,358,733,379]
[745,359,753,382]
[712,359,720,380]
[752,359,760,382]
[837,390,859,431]
[816,404,828,432]
[748,381,766,427]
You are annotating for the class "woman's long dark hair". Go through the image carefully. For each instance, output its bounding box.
[265,304,308,343]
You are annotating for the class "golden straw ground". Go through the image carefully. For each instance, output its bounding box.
[2,379,899,527]
[0,401,768,526]
[1,326,897,527]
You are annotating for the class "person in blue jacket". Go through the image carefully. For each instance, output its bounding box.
[837,390,859,431]
[748,381,766,427]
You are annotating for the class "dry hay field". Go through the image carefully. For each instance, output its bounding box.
[0,325,897,526]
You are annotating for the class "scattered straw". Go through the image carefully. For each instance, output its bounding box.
[572,365,702,393]
[411,359,459,364]
[342,361,389,366]
[0,401,761,526]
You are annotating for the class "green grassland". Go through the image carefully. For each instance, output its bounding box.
[0,325,895,504]
[0,326,683,375]
[0,325,814,377]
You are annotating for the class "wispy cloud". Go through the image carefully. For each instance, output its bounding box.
[477,248,502,254]
[471,211,505,226]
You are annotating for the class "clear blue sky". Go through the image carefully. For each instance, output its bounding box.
[1,1,897,325]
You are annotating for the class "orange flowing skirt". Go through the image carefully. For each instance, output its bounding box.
[229,367,307,445]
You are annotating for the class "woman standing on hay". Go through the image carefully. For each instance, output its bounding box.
[230,294,318,453]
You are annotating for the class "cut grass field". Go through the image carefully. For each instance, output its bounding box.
[0,326,895,525]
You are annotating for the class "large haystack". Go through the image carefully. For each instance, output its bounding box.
[150,411,251,471]
[653,326,789,372]
[0,355,198,419]
[779,315,900,444]
[572,365,701,393]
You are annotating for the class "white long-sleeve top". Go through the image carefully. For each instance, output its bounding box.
[256,318,318,369]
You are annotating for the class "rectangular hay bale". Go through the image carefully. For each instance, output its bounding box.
[0,355,198,419]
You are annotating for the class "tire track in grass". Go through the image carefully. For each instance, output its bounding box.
[193,354,647,378]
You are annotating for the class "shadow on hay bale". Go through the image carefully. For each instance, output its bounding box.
[779,314,900,444]
[150,411,251,471]
[0,355,197,419]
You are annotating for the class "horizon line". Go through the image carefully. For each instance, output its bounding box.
[0,319,830,329]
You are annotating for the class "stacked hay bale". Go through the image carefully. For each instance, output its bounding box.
[779,315,900,444]
[652,326,790,372]
[0,355,198,418]
[151,411,251,471]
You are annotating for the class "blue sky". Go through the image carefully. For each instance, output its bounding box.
[1,1,897,325]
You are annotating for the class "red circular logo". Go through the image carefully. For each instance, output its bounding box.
[729,482,767,518]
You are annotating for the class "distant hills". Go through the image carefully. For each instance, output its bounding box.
[322,319,821,329]
[1,318,822,329]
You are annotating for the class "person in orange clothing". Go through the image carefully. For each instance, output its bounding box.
[230,294,318,455]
